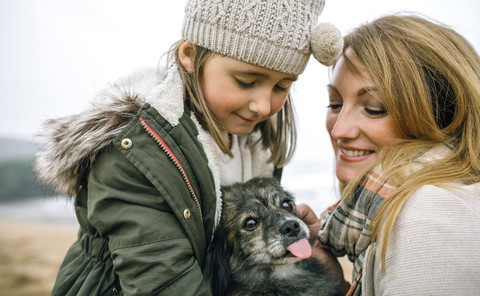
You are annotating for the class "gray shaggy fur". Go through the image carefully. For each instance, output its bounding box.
[33,85,143,197]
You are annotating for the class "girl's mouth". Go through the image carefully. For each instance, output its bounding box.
[236,113,258,123]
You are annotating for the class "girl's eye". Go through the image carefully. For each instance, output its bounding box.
[274,83,291,92]
[243,218,258,230]
[235,79,254,88]
[365,107,387,117]
[282,200,294,212]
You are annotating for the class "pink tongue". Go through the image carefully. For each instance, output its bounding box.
[287,238,312,259]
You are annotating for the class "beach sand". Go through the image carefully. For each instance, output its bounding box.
[0,219,77,296]
[0,218,353,295]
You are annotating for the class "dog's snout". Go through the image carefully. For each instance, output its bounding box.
[280,220,300,237]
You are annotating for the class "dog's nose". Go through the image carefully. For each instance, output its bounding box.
[280,220,300,237]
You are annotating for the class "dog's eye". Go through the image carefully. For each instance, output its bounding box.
[282,200,294,212]
[243,218,258,230]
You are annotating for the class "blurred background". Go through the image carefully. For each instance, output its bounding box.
[0,0,479,295]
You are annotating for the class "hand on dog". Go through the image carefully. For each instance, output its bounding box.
[297,204,347,285]
[297,203,321,242]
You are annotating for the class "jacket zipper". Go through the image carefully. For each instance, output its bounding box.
[139,117,203,222]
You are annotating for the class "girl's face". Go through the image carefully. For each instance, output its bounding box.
[201,54,297,136]
[326,47,403,184]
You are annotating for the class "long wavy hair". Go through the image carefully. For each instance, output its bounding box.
[164,41,297,167]
[338,14,480,266]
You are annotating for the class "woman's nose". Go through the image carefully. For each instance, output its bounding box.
[330,110,359,140]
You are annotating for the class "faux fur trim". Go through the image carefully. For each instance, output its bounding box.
[247,132,275,178]
[146,66,184,126]
[190,114,223,229]
[34,65,185,197]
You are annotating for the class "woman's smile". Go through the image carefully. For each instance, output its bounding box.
[339,147,374,160]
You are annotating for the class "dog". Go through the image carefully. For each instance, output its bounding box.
[204,177,344,296]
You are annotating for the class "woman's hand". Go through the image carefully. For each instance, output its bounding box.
[297,203,349,290]
[297,203,322,242]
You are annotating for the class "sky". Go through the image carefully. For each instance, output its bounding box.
[0,0,479,209]
[1,0,479,183]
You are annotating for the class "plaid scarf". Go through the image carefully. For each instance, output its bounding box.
[319,145,450,295]
[319,169,397,295]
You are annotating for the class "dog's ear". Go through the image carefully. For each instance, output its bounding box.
[203,227,231,296]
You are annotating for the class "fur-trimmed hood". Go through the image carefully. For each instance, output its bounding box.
[34,64,273,229]
[34,65,191,197]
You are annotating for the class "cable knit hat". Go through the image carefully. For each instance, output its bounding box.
[181,0,342,75]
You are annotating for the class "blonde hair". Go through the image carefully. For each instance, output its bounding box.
[339,14,480,266]
[166,41,297,167]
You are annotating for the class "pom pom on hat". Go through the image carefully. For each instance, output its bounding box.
[311,23,344,66]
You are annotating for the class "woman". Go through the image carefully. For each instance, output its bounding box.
[317,14,480,295]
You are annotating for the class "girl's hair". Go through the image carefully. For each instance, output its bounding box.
[339,14,480,266]
[166,41,297,167]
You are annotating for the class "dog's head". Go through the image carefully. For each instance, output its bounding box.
[204,177,313,295]
[220,177,312,266]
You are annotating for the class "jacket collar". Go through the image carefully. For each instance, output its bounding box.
[33,65,187,197]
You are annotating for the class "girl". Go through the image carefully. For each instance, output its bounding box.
[34,0,342,295]
[314,14,480,295]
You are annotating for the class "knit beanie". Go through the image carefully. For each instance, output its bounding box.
[181,0,342,75]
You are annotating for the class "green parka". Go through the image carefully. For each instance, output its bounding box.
[34,65,278,295]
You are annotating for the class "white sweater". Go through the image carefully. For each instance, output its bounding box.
[362,182,480,295]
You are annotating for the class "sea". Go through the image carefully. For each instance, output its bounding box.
[0,162,339,225]
[0,196,78,225]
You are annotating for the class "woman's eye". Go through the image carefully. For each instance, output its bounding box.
[327,104,342,111]
[282,200,294,212]
[365,107,387,117]
[243,218,258,230]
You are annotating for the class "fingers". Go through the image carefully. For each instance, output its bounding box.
[297,203,321,242]
[297,203,318,224]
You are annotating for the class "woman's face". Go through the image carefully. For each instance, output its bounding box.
[326,47,403,184]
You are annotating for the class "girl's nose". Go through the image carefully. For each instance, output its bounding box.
[249,92,272,117]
